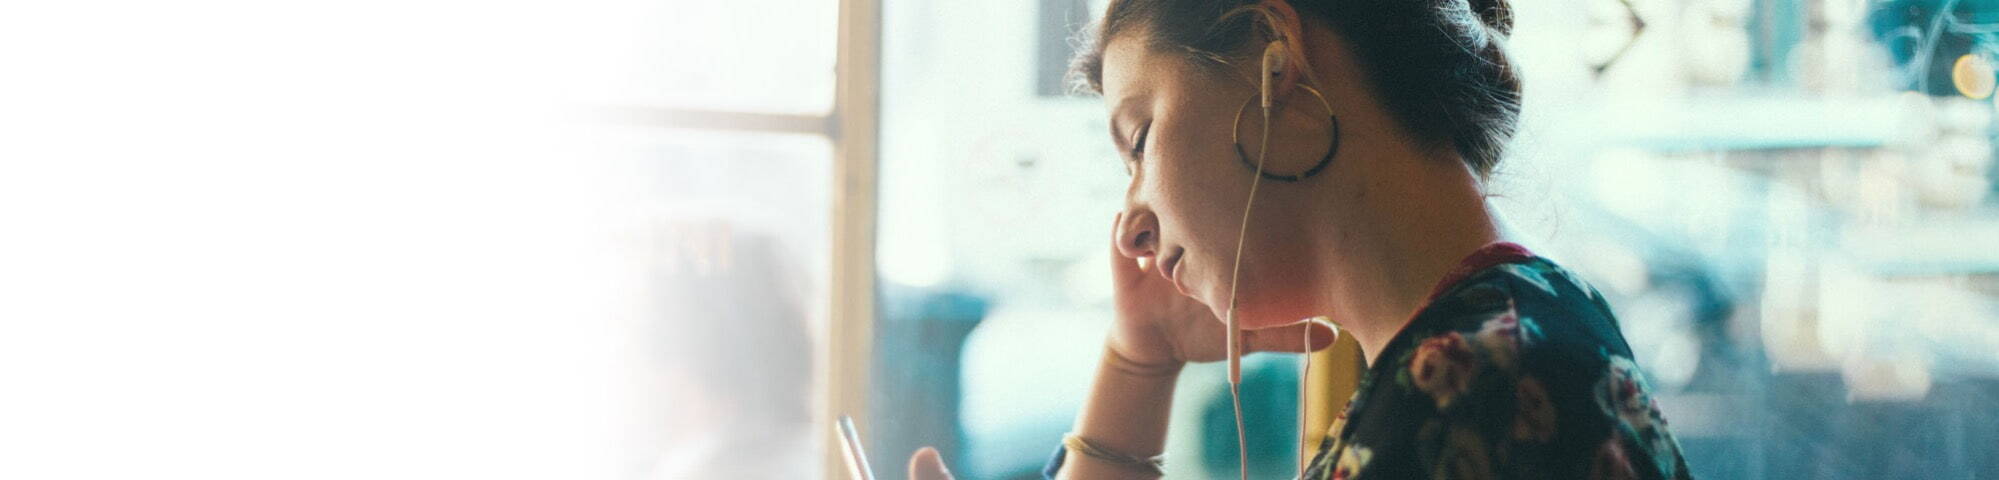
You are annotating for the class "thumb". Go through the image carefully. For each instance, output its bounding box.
[907,447,954,480]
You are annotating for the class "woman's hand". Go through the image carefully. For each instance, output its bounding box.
[1103,218,1335,376]
[900,218,1337,480]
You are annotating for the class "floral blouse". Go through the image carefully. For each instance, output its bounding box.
[1303,243,1693,480]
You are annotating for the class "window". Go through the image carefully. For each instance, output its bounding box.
[639,0,875,478]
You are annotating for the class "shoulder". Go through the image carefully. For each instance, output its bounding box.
[1393,257,1643,412]
[1378,258,1693,478]
[1414,257,1631,367]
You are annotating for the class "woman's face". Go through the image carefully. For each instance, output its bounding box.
[1101,33,1344,329]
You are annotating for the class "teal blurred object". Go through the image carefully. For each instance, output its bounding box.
[869,284,988,480]
[1196,357,1301,479]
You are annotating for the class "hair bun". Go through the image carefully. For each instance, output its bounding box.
[1469,0,1514,36]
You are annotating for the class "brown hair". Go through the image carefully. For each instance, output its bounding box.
[1071,0,1521,176]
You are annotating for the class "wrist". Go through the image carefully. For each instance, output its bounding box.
[1065,345,1181,479]
[1100,343,1184,379]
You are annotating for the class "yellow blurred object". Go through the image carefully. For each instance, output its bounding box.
[1951,53,1996,99]
[1300,333,1365,461]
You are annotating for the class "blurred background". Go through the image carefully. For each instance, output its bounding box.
[651,0,1999,478]
[5,0,1998,478]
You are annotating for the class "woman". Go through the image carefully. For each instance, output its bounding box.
[910,0,1693,478]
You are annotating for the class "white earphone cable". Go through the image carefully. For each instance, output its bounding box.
[1222,68,1272,480]
[1299,319,1312,477]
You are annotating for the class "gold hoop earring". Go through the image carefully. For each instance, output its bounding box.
[1231,84,1339,182]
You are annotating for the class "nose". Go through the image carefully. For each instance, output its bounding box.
[1114,209,1160,260]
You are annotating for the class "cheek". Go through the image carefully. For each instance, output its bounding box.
[1145,105,1297,312]
[1148,125,1249,243]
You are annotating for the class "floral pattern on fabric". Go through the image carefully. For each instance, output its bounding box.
[1303,250,1692,480]
[1511,377,1557,443]
[1407,332,1476,409]
[1331,445,1372,480]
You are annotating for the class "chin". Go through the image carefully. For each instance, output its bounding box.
[1191,284,1319,330]
[1215,285,1317,330]
[1240,306,1313,329]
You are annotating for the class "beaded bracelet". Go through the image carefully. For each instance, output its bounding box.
[1062,433,1166,476]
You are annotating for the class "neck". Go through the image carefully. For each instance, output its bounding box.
[1315,159,1499,365]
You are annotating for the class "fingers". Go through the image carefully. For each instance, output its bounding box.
[1242,317,1338,354]
[908,447,954,480]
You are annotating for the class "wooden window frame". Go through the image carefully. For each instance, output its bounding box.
[625,0,878,476]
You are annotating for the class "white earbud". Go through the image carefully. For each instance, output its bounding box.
[1260,41,1285,109]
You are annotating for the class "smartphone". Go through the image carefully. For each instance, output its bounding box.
[836,415,876,480]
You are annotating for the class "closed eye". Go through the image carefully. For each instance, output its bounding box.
[1132,123,1150,156]
[1125,122,1151,173]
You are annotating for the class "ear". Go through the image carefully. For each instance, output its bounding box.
[1257,0,1309,101]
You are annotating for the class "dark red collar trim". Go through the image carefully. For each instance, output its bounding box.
[1425,242,1535,303]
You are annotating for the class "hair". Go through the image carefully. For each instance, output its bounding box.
[1070,0,1522,176]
